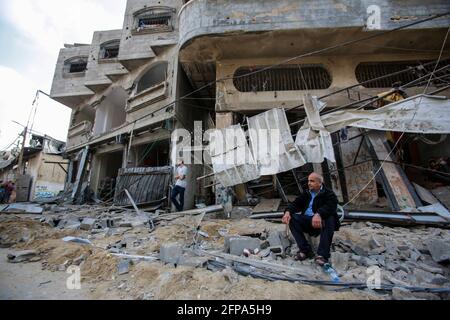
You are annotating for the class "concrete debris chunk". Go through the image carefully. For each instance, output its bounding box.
[62,237,92,246]
[160,243,183,265]
[80,218,96,231]
[7,250,40,263]
[178,255,209,268]
[426,240,450,264]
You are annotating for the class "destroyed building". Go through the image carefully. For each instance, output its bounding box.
[49,0,450,217]
[0,135,67,201]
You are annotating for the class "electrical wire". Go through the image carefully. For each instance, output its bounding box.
[343,27,450,208]
[125,12,450,130]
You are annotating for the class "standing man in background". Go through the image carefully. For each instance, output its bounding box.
[171,159,188,212]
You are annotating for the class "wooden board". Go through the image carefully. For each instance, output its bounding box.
[253,199,282,213]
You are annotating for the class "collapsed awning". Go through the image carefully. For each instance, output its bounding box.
[210,94,450,188]
[295,94,450,165]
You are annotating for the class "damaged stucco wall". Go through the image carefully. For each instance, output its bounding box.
[119,0,183,70]
[50,45,95,108]
[85,30,129,93]
[179,0,450,49]
[26,153,68,200]
[215,52,448,112]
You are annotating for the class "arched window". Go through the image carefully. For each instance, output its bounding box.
[99,40,120,60]
[64,57,88,74]
[233,65,332,92]
[133,7,176,34]
[136,62,168,94]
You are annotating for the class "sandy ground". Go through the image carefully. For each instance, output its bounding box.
[0,212,447,300]
[0,248,91,300]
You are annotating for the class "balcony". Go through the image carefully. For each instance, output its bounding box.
[85,30,129,93]
[118,0,183,70]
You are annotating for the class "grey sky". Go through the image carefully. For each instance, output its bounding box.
[0,0,126,150]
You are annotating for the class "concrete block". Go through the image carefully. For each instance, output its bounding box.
[62,219,81,230]
[81,218,96,231]
[160,243,184,264]
[427,240,450,263]
[267,232,282,248]
[178,255,209,268]
[118,260,130,275]
[229,237,261,256]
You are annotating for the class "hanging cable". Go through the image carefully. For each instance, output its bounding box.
[343,27,450,208]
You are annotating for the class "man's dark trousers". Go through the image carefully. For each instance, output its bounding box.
[171,186,186,212]
[289,213,336,260]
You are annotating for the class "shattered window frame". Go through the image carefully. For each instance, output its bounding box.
[133,7,176,35]
[63,57,88,75]
[99,40,120,61]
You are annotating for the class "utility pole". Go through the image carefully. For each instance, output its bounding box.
[17,126,28,175]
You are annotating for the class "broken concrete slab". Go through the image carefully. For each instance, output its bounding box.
[61,219,81,230]
[228,237,261,256]
[426,240,450,264]
[62,237,92,246]
[331,252,350,271]
[7,250,40,263]
[1,204,43,215]
[352,246,369,257]
[160,243,183,265]
[80,218,96,231]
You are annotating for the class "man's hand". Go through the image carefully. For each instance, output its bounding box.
[312,214,322,229]
[282,212,291,225]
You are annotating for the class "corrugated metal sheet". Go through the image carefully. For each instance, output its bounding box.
[248,108,306,176]
[210,125,259,187]
[114,166,172,206]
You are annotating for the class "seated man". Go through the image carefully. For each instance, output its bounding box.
[282,173,340,266]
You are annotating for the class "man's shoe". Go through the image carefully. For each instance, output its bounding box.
[315,256,329,267]
[294,251,314,261]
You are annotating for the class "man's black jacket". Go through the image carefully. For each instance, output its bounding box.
[287,186,340,231]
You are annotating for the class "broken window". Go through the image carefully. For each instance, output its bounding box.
[233,65,332,92]
[356,59,450,88]
[136,62,168,94]
[134,7,176,34]
[64,57,88,74]
[99,40,120,60]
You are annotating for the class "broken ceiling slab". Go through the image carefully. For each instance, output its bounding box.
[248,108,306,176]
[320,95,450,134]
[210,125,260,187]
[295,95,336,164]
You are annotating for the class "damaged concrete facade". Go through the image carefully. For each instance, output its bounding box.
[50,0,450,213]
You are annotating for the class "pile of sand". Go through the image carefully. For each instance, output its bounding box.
[124,262,379,300]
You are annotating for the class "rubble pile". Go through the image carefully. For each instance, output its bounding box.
[1,204,449,300]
